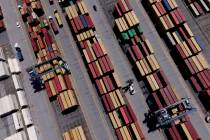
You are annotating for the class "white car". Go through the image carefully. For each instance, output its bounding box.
[128,84,136,95]
[16,22,21,28]
[205,115,210,123]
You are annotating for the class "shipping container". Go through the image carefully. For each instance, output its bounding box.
[12,74,23,91]
[27,126,38,140]
[21,108,33,126]
[12,111,24,131]
[54,10,63,27]
[0,61,9,80]
[17,90,28,108]
[0,94,18,117]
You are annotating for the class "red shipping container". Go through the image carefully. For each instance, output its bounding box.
[96,42,105,56]
[119,107,130,124]
[167,127,177,140]
[184,59,195,75]
[105,55,114,71]
[175,44,186,59]
[106,94,115,110]
[189,76,202,92]
[64,74,73,90]
[103,76,111,92]
[167,86,177,102]
[153,73,163,89]
[115,129,123,140]
[57,95,65,112]
[196,72,208,89]
[70,19,78,33]
[85,15,94,28]
[88,63,97,79]
[131,38,136,46]
[131,45,143,60]
[95,79,105,95]
[53,75,62,92]
[114,3,122,17]
[117,0,126,13]
[73,17,80,31]
[101,95,110,112]
[44,82,53,98]
[170,11,179,26]
[92,43,100,58]
[127,104,137,121]
[92,62,101,78]
[184,121,200,139]
[159,89,170,105]
[127,47,137,63]
[85,47,95,62]
[106,76,115,91]
[152,92,163,109]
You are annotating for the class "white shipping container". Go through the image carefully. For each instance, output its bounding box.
[8,58,15,73]
[0,47,5,61]
[27,126,38,140]
[17,90,28,108]
[0,94,18,117]
[13,58,21,73]
[12,74,23,90]
[12,111,24,131]
[21,108,33,126]
[8,58,21,74]
[0,61,9,80]
[4,131,27,140]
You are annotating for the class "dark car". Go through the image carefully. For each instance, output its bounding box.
[15,47,24,61]
[14,43,24,61]
[93,5,97,11]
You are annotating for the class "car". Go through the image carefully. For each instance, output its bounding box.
[16,22,21,28]
[14,43,24,61]
[93,5,97,11]
[49,0,54,5]
[128,83,136,95]
[205,112,210,123]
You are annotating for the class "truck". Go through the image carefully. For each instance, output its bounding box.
[54,10,63,27]
[49,16,59,34]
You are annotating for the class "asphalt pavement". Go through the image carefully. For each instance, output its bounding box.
[0,0,63,139]
[79,0,167,139]
[39,0,116,140]
[134,0,210,139]
[96,0,210,139]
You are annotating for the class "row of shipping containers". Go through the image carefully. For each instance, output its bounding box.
[184,0,210,17]
[58,0,145,139]
[113,0,200,139]
[0,48,9,80]
[0,6,5,32]
[144,0,210,110]
[18,0,79,113]
[1,57,38,140]
[63,125,87,140]
[0,2,38,140]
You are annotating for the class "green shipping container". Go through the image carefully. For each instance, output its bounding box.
[136,26,143,35]
[121,32,129,40]
[39,21,45,28]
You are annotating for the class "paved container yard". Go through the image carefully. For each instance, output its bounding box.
[0,0,210,140]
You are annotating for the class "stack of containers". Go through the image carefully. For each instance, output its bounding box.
[0,57,38,139]
[38,59,78,112]
[0,47,9,80]
[63,125,87,140]
[144,0,210,110]
[18,0,79,113]
[113,0,200,139]
[60,0,145,139]
[184,0,210,17]
[0,6,5,32]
